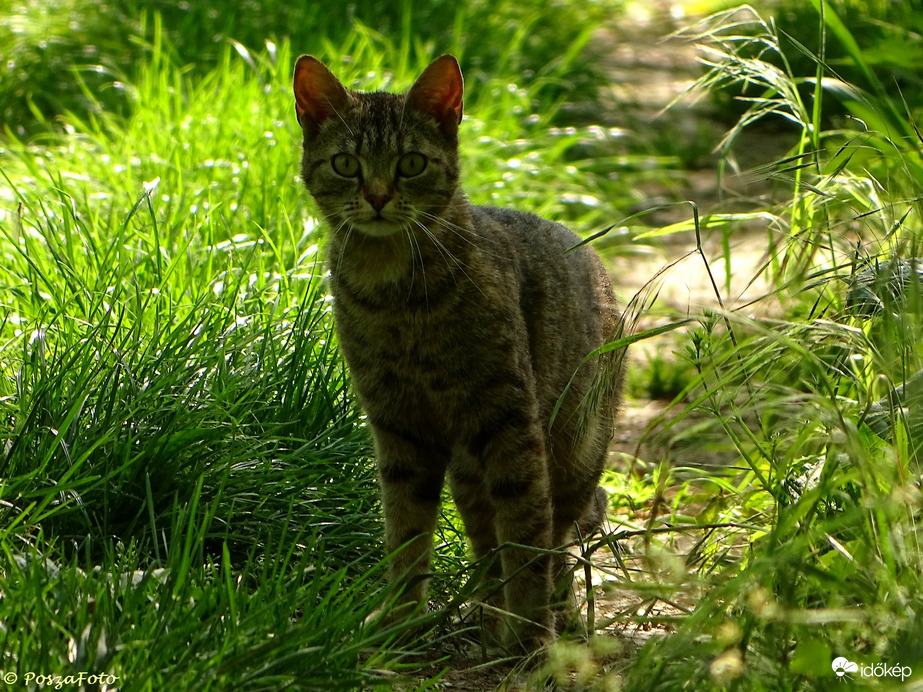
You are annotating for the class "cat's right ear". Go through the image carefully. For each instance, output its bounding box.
[293,56,349,134]
[407,55,464,137]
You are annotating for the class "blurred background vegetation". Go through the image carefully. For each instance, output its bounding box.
[0,0,612,136]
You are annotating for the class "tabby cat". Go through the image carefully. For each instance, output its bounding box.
[292,54,624,651]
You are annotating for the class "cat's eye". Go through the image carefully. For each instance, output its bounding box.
[397,152,427,177]
[331,153,360,177]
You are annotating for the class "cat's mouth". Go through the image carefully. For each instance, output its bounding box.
[350,215,404,238]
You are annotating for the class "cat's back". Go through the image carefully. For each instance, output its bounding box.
[469,205,618,416]
[472,205,582,253]
[470,205,615,329]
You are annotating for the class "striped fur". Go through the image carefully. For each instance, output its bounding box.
[293,54,624,651]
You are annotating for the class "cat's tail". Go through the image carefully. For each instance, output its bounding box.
[583,299,629,440]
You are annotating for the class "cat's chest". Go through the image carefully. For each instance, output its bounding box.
[341,302,468,375]
[345,312,471,423]
[333,282,517,419]
[330,257,485,367]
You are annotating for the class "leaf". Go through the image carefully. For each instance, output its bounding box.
[634,212,777,240]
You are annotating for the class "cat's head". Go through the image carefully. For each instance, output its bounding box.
[293,55,464,239]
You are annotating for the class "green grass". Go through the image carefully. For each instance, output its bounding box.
[0,28,399,686]
[615,4,923,690]
[0,1,657,688]
[0,0,614,137]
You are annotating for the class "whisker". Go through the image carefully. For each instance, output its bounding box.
[332,219,353,274]
[410,220,457,282]
[409,218,486,297]
[415,209,505,262]
[415,209,480,247]
[403,222,428,308]
[330,103,355,137]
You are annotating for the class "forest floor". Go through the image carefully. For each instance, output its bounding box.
[415,4,798,689]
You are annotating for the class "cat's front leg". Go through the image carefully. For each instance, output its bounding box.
[372,425,447,618]
[471,407,555,651]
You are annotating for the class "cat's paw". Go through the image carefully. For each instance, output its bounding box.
[461,601,553,655]
[363,598,423,634]
[576,485,608,536]
[499,612,556,655]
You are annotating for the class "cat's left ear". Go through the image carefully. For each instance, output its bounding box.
[407,55,464,136]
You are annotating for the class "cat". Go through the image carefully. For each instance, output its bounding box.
[292,53,624,651]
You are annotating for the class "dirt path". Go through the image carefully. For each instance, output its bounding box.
[577,6,801,686]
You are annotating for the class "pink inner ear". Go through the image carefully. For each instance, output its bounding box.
[293,56,347,127]
[409,55,464,124]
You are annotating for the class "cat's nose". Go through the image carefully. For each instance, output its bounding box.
[365,193,392,211]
